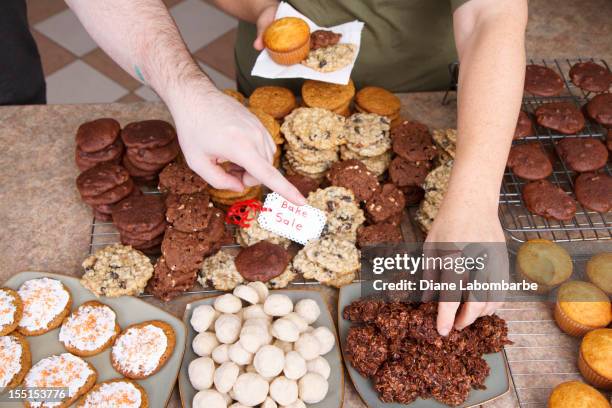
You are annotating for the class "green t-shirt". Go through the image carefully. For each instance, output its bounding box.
[235,0,470,95]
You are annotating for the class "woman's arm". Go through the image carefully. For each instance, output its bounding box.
[430,0,528,335]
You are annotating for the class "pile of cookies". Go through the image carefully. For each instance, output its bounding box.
[341,112,392,178]
[121,120,180,186]
[111,194,167,254]
[302,79,355,117]
[75,118,123,171]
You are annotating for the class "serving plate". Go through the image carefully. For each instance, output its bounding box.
[3,271,186,408]
[179,289,344,408]
[338,282,510,408]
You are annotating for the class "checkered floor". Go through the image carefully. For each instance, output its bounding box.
[27,0,237,104]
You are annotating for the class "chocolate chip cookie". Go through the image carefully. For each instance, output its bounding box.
[569,61,612,93]
[535,102,585,134]
[522,180,577,221]
[76,118,121,153]
[147,257,197,301]
[328,159,380,202]
[557,137,608,172]
[574,172,612,213]
[158,162,208,195]
[365,184,406,224]
[235,241,291,282]
[507,143,553,180]
[524,64,564,96]
[357,223,403,247]
[586,93,612,127]
[165,192,213,232]
[112,194,166,234]
[391,121,437,162]
[389,156,431,188]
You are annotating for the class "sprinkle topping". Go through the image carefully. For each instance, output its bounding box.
[59,304,116,351]
[81,381,142,408]
[0,335,22,387]
[0,290,17,330]
[112,324,167,376]
[18,278,69,332]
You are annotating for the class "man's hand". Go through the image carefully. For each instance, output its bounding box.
[253,3,279,51]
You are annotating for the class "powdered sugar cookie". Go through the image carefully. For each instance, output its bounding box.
[24,353,97,408]
[59,301,120,357]
[0,332,31,390]
[111,320,176,379]
[0,287,22,336]
[77,378,148,408]
[17,278,72,336]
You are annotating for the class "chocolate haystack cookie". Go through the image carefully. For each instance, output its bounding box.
[514,110,534,140]
[365,184,406,224]
[357,223,403,247]
[158,162,208,195]
[391,121,437,162]
[535,102,585,134]
[147,256,197,301]
[524,64,564,96]
[76,118,121,153]
[328,159,380,202]
[556,137,608,172]
[507,142,553,180]
[574,172,612,213]
[343,301,512,406]
[165,192,213,232]
[586,93,612,127]
[389,156,430,188]
[235,241,291,282]
[310,29,341,50]
[569,61,612,93]
[522,180,576,221]
[286,174,320,197]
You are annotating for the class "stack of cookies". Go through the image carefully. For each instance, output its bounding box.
[340,112,392,177]
[354,86,402,127]
[360,183,406,245]
[76,162,135,221]
[75,118,123,171]
[301,79,355,117]
[390,121,438,205]
[209,182,263,210]
[281,107,345,180]
[121,120,179,185]
[432,128,456,165]
[307,186,365,242]
[415,159,454,233]
[111,194,167,254]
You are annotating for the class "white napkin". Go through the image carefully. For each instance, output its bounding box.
[250,2,364,85]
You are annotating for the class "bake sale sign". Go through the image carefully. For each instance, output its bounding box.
[258,193,326,245]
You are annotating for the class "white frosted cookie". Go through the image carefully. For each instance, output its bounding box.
[77,378,148,408]
[111,320,175,379]
[0,287,22,336]
[24,353,97,408]
[17,278,72,336]
[59,301,120,357]
[0,333,31,390]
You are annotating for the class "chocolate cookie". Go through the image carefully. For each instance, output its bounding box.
[75,138,124,171]
[117,218,167,241]
[535,102,585,134]
[235,241,291,282]
[120,233,164,251]
[165,192,213,232]
[400,186,425,206]
[524,64,564,96]
[310,30,341,50]
[121,120,176,149]
[147,257,197,301]
[126,139,179,165]
[569,61,612,93]
[522,180,576,221]
[158,162,208,195]
[286,174,320,197]
[122,155,159,178]
[391,121,437,162]
[94,187,142,216]
[75,118,121,153]
[357,223,403,247]
[365,184,406,224]
[389,156,430,188]
[112,194,166,234]
[608,129,612,151]
[76,162,130,197]
[161,226,219,272]
[557,137,608,172]
[574,172,612,213]
[93,208,112,222]
[82,179,135,206]
[328,159,380,202]
[507,143,553,180]
[585,93,612,127]
[124,153,167,172]
[514,111,534,140]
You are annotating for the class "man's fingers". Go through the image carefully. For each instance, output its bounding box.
[437,301,460,336]
[188,158,244,192]
[454,301,487,331]
[237,155,306,205]
[253,36,264,51]
[242,172,260,187]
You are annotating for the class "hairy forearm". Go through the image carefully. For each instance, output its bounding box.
[66,0,213,104]
[442,1,527,216]
[212,0,278,23]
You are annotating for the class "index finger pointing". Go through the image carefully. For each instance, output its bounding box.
[238,156,306,205]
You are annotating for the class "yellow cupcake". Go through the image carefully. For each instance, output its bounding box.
[579,329,612,390]
[516,239,573,293]
[263,17,311,65]
[548,381,610,408]
[554,281,612,337]
[586,252,612,295]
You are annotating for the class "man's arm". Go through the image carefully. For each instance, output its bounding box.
[65,0,304,204]
[430,0,528,335]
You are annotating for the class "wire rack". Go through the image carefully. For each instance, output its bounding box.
[499,57,612,245]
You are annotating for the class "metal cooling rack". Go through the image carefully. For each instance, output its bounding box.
[499,57,612,244]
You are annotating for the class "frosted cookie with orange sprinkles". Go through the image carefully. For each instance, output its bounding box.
[24,353,97,408]
[17,278,72,336]
[0,287,22,336]
[77,378,149,408]
[0,332,31,390]
[111,320,175,379]
[59,301,120,357]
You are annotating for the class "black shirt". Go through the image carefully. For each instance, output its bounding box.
[0,0,45,105]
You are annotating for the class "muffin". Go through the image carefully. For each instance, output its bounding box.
[578,329,612,390]
[586,252,612,295]
[249,86,297,119]
[547,381,610,408]
[263,17,311,65]
[554,281,612,337]
[516,239,573,293]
